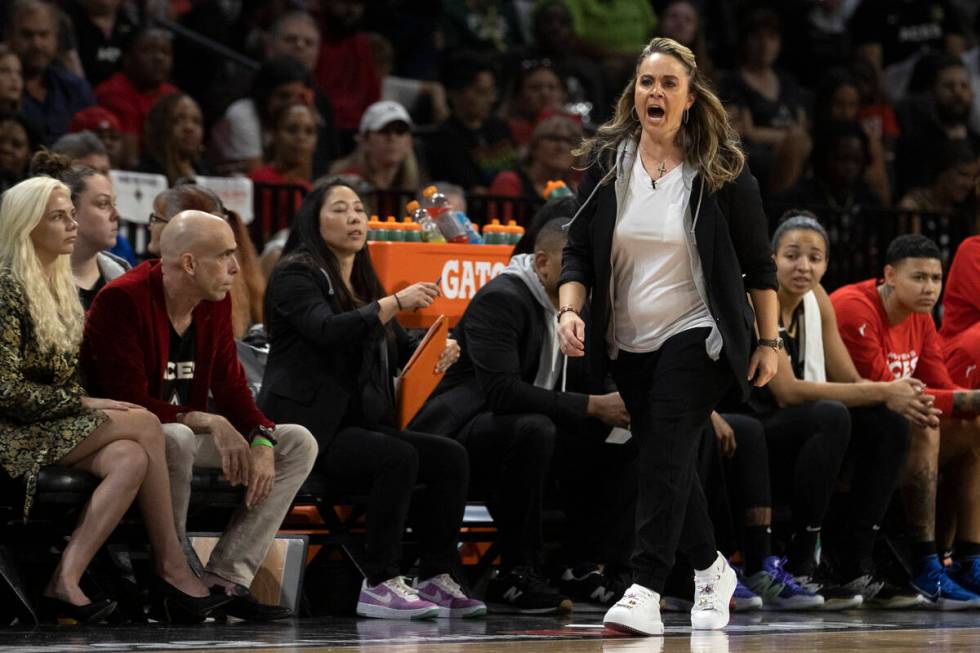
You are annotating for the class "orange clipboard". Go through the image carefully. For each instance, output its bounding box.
[396,314,449,430]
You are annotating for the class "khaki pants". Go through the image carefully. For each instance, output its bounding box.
[162,422,317,587]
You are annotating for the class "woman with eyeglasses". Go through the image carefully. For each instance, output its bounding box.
[489,115,582,221]
[29,152,130,310]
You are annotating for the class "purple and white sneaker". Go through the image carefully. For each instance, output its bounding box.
[414,573,487,618]
[356,577,439,619]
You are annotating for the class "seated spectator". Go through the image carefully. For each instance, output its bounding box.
[30,151,128,309]
[773,121,883,219]
[743,214,932,609]
[0,175,226,624]
[0,110,41,193]
[503,59,568,148]
[425,51,518,193]
[261,10,338,174]
[95,28,179,169]
[561,0,657,94]
[522,1,607,125]
[139,93,207,185]
[720,8,810,196]
[440,0,525,55]
[849,0,965,102]
[831,235,980,609]
[50,129,139,265]
[314,0,381,149]
[250,102,317,193]
[64,0,137,87]
[814,69,891,205]
[898,138,979,233]
[81,210,318,621]
[328,100,419,196]
[258,180,485,620]
[210,56,316,176]
[657,0,715,83]
[0,43,23,112]
[146,184,265,340]
[852,57,901,167]
[412,218,632,613]
[7,0,94,143]
[68,105,124,169]
[941,234,980,388]
[488,115,582,221]
[895,54,979,196]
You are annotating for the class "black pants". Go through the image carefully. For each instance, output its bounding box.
[761,400,851,533]
[612,327,732,593]
[722,413,772,515]
[460,410,637,571]
[315,426,469,585]
[835,405,910,573]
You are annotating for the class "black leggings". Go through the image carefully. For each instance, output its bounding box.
[315,426,469,585]
[761,400,851,534]
[613,327,732,593]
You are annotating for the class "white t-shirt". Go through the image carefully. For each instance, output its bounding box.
[611,156,714,353]
[209,98,262,162]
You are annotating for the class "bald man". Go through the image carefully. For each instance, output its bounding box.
[81,211,317,621]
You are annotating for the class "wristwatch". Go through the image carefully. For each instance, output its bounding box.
[250,425,278,447]
[758,337,784,351]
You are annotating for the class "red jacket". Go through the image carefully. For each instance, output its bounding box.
[81,261,273,433]
[831,278,960,416]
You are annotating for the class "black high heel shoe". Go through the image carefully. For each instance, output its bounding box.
[149,578,234,624]
[40,596,117,625]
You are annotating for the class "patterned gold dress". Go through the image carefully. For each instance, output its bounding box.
[0,271,107,518]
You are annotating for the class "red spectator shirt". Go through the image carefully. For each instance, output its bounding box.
[831,278,960,416]
[314,33,380,131]
[95,73,178,135]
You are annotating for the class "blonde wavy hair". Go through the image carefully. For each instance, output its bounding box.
[0,177,84,354]
[575,37,744,192]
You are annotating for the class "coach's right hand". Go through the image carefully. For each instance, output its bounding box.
[558,311,586,357]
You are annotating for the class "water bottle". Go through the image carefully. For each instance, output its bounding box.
[406,200,446,243]
[384,216,403,242]
[543,179,573,199]
[421,185,468,243]
[367,215,386,241]
[452,210,484,244]
[482,219,505,245]
[505,219,525,245]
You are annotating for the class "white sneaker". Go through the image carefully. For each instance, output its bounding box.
[691,553,736,630]
[602,583,664,636]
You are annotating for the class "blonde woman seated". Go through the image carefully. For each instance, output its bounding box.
[0,176,230,624]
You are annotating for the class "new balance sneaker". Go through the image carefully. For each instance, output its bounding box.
[732,576,763,612]
[912,555,980,610]
[486,566,572,614]
[414,574,487,618]
[950,556,980,597]
[559,565,627,607]
[744,556,825,610]
[356,577,439,619]
[691,553,737,630]
[603,583,664,636]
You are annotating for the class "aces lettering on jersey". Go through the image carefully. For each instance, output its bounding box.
[886,350,919,380]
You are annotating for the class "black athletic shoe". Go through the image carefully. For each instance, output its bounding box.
[486,566,572,614]
[867,578,930,609]
[559,565,628,606]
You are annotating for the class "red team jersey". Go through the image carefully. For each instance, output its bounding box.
[939,236,980,388]
[831,279,960,416]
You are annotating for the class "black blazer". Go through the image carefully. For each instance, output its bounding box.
[257,256,416,451]
[411,273,589,437]
[559,158,778,402]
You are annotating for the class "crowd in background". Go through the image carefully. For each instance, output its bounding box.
[0,0,977,235]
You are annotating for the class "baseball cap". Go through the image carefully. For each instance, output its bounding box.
[69,106,121,134]
[359,101,413,134]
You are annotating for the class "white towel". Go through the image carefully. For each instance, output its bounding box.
[802,290,826,382]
